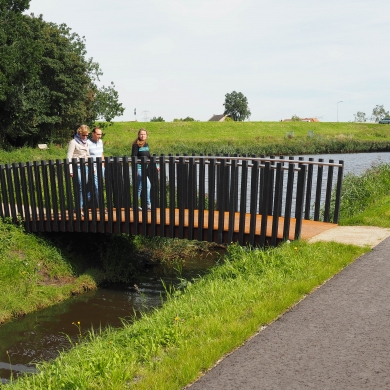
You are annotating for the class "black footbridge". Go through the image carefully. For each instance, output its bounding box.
[0,155,343,246]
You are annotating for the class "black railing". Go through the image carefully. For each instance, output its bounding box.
[0,155,343,246]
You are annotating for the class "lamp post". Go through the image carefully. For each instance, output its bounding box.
[337,101,343,122]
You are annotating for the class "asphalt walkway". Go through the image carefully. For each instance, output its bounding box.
[189,231,390,389]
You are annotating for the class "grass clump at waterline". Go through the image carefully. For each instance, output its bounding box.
[1,121,390,164]
[0,219,98,324]
[338,162,390,227]
[3,240,368,390]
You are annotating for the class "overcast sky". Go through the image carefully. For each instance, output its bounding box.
[27,0,390,123]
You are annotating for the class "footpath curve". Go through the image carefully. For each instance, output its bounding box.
[188,227,390,389]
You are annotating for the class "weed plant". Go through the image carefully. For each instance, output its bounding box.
[3,241,367,389]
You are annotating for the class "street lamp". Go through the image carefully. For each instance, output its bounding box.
[337,101,343,122]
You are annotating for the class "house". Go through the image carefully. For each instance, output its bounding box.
[301,117,319,122]
[208,114,229,122]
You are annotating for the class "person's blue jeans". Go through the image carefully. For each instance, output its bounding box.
[77,166,90,209]
[93,166,105,206]
[137,168,150,206]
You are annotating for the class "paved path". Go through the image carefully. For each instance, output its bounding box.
[189,235,390,389]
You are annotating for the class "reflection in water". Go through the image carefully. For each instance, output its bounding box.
[0,251,221,383]
[298,152,390,175]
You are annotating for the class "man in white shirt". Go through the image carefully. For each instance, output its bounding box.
[87,127,104,206]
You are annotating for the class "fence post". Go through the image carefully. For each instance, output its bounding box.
[333,160,344,224]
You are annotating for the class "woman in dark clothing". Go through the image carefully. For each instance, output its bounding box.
[132,128,152,210]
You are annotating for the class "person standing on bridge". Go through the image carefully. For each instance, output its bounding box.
[67,125,90,215]
[87,127,104,206]
[132,128,159,210]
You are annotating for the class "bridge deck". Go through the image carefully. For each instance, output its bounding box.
[25,208,337,243]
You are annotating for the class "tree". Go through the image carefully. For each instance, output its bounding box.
[353,111,367,122]
[93,82,124,124]
[0,4,124,147]
[223,91,251,121]
[150,116,165,122]
[173,116,195,122]
[371,105,389,122]
[291,115,301,122]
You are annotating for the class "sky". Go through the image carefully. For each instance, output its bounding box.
[26,0,390,123]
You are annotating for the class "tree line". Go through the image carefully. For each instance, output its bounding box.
[0,0,124,148]
[354,105,389,123]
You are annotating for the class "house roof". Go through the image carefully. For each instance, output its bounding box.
[209,114,227,121]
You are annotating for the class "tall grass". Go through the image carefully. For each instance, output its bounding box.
[338,163,390,224]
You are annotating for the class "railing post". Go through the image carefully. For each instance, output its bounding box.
[149,155,157,237]
[168,155,176,238]
[113,156,122,233]
[123,156,131,235]
[48,160,59,232]
[197,156,206,242]
[259,162,271,246]
[283,162,295,241]
[249,159,260,246]
[41,160,52,232]
[294,164,307,239]
[140,156,148,237]
[105,157,114,234]
[217,158,227,244]
[238,159,248,245]
[177,157,186,239]
[19,162,31,232]
[333,160,344,224]
[271,162,283,246]
[63,159,74,232]
[314,159,324,221]
[188,157,196,241]
[96,157,105,233]
[323,159,334,222]
[33,161,45,231]
[304,158,314,220]
[12,163,24,223]
[159,155,167,237]
[5,163,17,223]
[27,162,37,232]
[131,156,139,235]
[79,158,89,232]
[207,158,216,243]
[227,158,238,243]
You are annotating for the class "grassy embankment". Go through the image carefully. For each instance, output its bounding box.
[2,122,390,388]
[0,121,390,163]
[0,220,97,324]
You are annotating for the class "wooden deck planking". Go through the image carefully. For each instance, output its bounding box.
[31,207,337,242]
